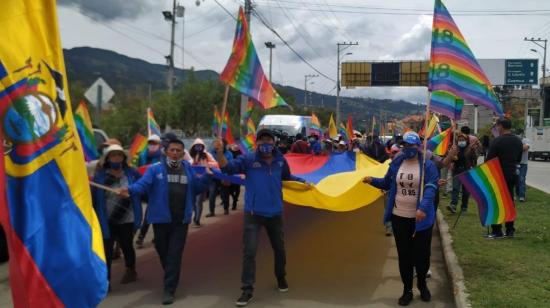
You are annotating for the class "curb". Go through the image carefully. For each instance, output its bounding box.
[436,209,471,308]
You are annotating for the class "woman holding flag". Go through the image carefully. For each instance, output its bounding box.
[363,132,439,306]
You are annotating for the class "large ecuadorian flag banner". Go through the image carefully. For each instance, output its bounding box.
[0,1,108,307]
[283,152,389,211]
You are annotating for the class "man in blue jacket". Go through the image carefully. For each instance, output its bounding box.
[213,129,307,307]
[120,138,210,305]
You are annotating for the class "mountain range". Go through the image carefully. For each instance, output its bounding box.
[63,47,419,121]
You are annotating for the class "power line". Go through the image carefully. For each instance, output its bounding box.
[252,9,335,82]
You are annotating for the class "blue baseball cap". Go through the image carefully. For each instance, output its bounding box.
[403,131,421,145]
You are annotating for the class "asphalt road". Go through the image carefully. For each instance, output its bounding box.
[526,160,550,194]
[0,198,454,308]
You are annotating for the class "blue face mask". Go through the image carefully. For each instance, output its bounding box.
[258,143,274,155]
[109,162,122,170]
[402,147,418,159]
[458,141,467,148]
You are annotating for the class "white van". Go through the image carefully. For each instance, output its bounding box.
[258,115,313,139]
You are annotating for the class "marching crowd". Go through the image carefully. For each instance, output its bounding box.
[90,117,527,306]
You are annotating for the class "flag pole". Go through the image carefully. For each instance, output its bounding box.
[219,84,230,138]
[419,92,432,201]
[147,107,151,137]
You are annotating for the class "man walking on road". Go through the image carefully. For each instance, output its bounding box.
[120,138,211,305]
[486,118,523,238]
[213,129,308,307]
[516,130,530,202]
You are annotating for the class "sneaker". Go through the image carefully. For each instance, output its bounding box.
[193,222,202,228]
[461,207,467,213]
[120,268,137,284]
[505,230,515,238]
[426,269,432,278]
[485,232,504,239]
[277,278,289,292]
[419,286,431,302]
[205,213,215,218]
[235,292,253,307]
[135,238,144,249]
[162,291,175,305]
[398,290,413,306]
[385,225,392,236]
[447,204,456,214]
[519,197,525,202]
[224,209,229,215]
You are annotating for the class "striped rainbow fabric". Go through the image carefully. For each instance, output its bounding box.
[338,123,349,140]
[346,116,354,140]
[223,111,235,145]
[246,117,256,135]
[311,112,322,135]
[220,7,287,109]
[457,158,516,226]
[129,133,148,166]
[238,133,256,155]
[429,0,503,117]
[147,107,161,137]
[212,105,223,135]
[427,127,452,156]
[74,101,99,162]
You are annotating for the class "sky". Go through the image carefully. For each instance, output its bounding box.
[57,0,550,105]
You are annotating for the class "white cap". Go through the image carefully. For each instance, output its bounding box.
[338,140,346,146]
[104,144,125,156]
[148,134,161,143]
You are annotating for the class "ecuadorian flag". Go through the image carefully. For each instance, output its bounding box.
[0,1,108,307]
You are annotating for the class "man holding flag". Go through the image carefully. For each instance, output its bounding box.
[486,118,523,238]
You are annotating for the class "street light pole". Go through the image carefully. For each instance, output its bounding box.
[304,74,318,108]
[336,42,358,124]
[525,37,548,126]
[265,42,275,81]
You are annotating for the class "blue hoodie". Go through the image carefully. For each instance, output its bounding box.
[222,150,304,217]
[128,160,210,224]
[92,167,143,239]
[370,153,439,231]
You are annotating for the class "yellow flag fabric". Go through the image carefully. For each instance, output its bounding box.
[0,1,107,306]
[328,114,338,139]
[283,154,390,211]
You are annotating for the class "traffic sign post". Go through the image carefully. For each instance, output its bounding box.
[85,77,115,125]
[505,59,538,85]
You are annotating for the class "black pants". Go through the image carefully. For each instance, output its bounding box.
[153,222,189,294]
[241,213,286,292]
[391,215,433,292]
[219,184,231,211]
[104,223,136,282]
[491,174,518,235]
[229,184,240,209]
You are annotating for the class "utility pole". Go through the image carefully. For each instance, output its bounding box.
[304,74,318,108]
[265,42,275,81]
[178,5,185,74]
[525,37,547,126]
[163,0,177,94]
[336,42,358,124]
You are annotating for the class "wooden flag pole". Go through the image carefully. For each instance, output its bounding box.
[219,85,230,138]
[419,92,432,202]
[90,181,120,194]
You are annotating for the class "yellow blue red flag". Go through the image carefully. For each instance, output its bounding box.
[0,1,108,307]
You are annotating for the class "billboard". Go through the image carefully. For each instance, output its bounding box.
[341,59,539,87]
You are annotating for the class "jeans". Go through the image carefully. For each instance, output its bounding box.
[516,164,528,199]
[451,170,470,210]
[241,213,286,292]
[391,215,433,292]
[194,192,205,224]
[207,180,219,214]
[104,223,136,282]
[152,222,189,294]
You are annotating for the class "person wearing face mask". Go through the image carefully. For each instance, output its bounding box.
[213,129,308,307]
[308,132,322,155]
[447,132,478,214]
[189,138,222,224]
[92,144,142,290]
[119,138,211,305]
[363,131,439,306]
